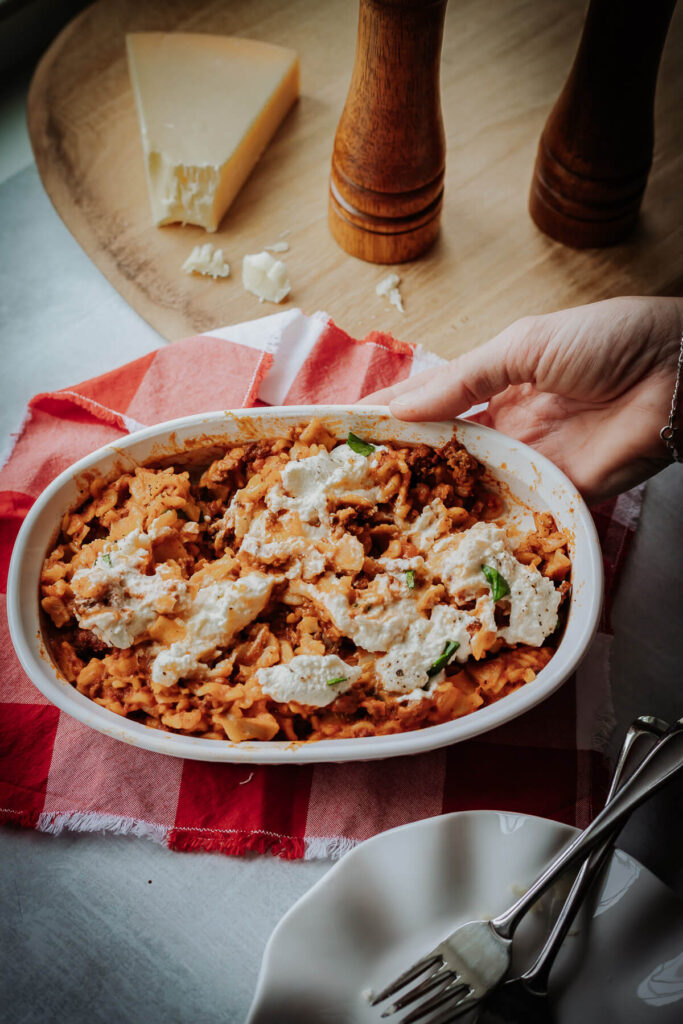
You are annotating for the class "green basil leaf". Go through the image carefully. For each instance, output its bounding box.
[100,554,112,567]
[347,431,375,457]
[426,640,460,678]
[327,676,347,687]
[481,564,510,602]
[405,569,416,589]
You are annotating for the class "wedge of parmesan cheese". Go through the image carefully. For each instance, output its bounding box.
[126,32,299,232]
[182,243,230,279]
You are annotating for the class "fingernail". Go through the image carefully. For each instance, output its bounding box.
[390,397,411,412]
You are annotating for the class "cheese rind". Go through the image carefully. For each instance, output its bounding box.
[126,32,299,232]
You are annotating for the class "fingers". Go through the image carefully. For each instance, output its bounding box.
[381,319,541,421]
[357,366,451,408]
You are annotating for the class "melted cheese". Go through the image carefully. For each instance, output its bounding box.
[298,571,421,653]
[151,573,274,686]
[266,443,384,529]
[73,444,565,699]
[224,444,563,699]
[376,604,473,697]
[409,498,451,546]
[71,525,187,649]
[257,654,360,707]
[240,510,326,579]
[73,522,275,685]
[377,556,426,590]
[422,521,561,647]
[316,589,416,653]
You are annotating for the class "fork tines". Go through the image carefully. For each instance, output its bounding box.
[371,950,472,1023]
[370,952,444,1006]
[394,978,470,1023]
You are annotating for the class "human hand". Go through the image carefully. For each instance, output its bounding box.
[360,296,682,503]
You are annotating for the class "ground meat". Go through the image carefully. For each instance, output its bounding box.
[200,445,254,486]
[405,438,481,502]
[70,628,109,656]
[437,439,482,496]
[404,443,437,475]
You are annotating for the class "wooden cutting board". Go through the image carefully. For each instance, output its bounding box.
[27,0,683,358]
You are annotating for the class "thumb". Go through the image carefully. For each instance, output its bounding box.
[389,317,541,421]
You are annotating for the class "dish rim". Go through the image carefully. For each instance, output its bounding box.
[7,404,604,764]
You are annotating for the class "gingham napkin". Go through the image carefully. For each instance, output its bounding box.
[0,310,640,858]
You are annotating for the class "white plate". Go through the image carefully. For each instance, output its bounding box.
[248,810,683,1023]
[7,406,603,764]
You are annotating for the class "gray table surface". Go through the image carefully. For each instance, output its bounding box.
[1,67,682,1024]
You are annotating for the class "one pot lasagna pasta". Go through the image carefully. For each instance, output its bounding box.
[41,421,571,743]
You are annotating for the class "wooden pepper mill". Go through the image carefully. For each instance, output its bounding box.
[529,0,676,248]
[329,0,448,264]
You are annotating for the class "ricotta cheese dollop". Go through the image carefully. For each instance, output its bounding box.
[424,521,561,647]
[302,573,419,653]
[257,654,361,707]
[151,572,275,686]
[376,604,474,697]
[266,442,384,529]
[239,509,326,579]
[71,525,187,649]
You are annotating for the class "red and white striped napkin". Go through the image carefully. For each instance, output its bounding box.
[0,310,640,858]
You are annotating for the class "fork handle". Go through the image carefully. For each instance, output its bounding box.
[521,718,666,992]
[491,721,683,941]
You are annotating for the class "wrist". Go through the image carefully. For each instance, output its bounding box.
[659,304,683,463]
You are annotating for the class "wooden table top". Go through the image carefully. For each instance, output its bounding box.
[27,0,683,359]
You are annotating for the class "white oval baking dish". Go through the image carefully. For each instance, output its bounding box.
[7,406,603,764]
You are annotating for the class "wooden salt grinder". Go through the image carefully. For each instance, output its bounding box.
[329,0,448,264]
[529,0,676,248]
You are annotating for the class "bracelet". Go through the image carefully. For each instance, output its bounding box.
[660,330,683,463]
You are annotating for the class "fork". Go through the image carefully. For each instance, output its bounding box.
[473,714,668,1024]
[369,718,683,1023]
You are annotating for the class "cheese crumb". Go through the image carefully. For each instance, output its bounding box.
[376,272,405,313]
[263,241,290,253]
[182,243,230,279]
[242,251,291,303]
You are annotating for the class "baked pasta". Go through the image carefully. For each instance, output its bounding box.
[40,420,571,742]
